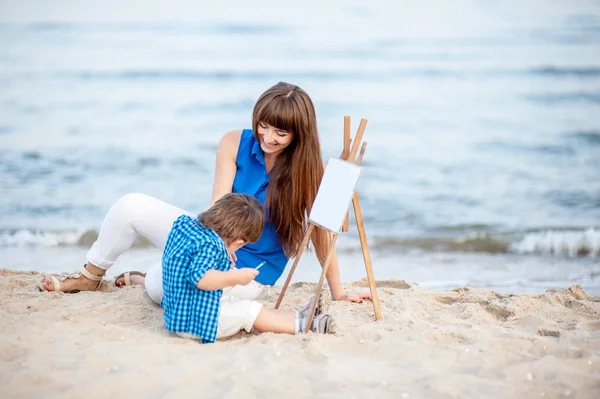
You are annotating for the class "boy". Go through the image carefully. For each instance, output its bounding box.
[161,193,334,343]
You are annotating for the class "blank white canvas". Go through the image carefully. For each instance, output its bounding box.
[309,157,363,232]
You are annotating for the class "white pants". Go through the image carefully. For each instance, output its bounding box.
[87,193,264,339]
[87,193,196,269]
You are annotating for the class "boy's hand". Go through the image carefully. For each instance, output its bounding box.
[233,268,259,285]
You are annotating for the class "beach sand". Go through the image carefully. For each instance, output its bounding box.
[1,268,599,398]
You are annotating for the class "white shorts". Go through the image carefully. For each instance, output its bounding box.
[145,261,264,340]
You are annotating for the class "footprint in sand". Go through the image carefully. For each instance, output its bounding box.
[436,296,458,305]
[536,329,560,337]
[484,304,515,320]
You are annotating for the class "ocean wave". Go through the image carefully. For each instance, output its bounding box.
[530,66,600,77]
[0,229,82,247]
[526,92,600,105]
[0,21,290,36]
[510,228,600,257]
[36,68,486,81]
[354,229,600,257]
[10,66,600,85]
[571,130,600,145]
[0,229,153,248]
[6,67,557,83]
[368,233,511,254]
[3,228,597,257]
[476,140,576,156]
[50,69,369,82]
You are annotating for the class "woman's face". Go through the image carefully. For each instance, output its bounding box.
[257,122,294,156]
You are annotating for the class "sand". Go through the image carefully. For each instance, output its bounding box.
[1,268,599,399]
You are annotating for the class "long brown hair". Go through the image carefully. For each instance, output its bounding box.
[252,82,329,264]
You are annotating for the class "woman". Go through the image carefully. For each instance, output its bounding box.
[40,82,370,305]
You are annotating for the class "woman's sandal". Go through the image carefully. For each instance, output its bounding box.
[114,271,146,288]
[39,265,106,293]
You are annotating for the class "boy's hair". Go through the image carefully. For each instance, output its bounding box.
[197,193,265,244]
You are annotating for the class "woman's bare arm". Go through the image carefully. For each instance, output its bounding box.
[325,248,372,303]
[210,130,242,205]
[324,246,344,299]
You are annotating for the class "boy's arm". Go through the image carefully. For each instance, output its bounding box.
[186,245,222,289]
[186,245,259,291]
[195,269,240,291]
[196,268,259,290]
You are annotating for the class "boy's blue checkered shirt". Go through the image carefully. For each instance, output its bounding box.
[161,215,231,344]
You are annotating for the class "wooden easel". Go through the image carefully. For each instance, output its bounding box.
[275,116,382,332]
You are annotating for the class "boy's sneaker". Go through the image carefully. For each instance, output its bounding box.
[301,314,336,334]
[298,292,331,319]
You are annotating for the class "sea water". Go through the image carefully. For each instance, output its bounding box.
[1,0,599,293]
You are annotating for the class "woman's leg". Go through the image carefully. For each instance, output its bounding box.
[41,193,194,292]
[144,261,164,304]
[87,193,194,267]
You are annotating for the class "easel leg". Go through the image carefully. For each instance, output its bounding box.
[352,191,382,320]
[342,116,351,232]
[275,224,315,310]
[304,233,339,333]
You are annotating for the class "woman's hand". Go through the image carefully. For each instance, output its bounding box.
[322,248,372,304]
[336,291,372,303]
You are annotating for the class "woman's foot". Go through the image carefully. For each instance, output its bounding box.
[114,271,146,288]
[40,264,106,293]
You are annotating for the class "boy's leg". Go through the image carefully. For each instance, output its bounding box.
[216,297,264,338]
[253,308,335,334]
[216,297,335,338]
[217,298,296,336]
[252,308,296,334]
